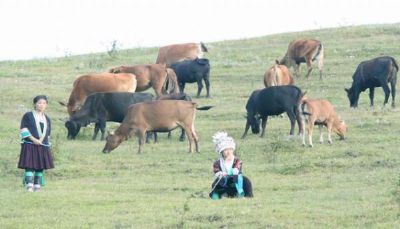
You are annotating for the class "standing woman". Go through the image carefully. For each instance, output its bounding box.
[18,95,54,192]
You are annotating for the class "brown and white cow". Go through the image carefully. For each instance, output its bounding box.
[60,73,137,116]
[102,100,213,154]
[279,39,324,79]
[264,60,294,87]
[108,64,179,96]
[155,42,208,67]
[301,99,347,147]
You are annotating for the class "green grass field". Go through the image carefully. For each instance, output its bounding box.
[1,23,399,228]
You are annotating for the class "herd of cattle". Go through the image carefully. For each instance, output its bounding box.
[59,39,398,153]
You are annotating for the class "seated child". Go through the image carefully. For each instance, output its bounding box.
[209,131,253,199]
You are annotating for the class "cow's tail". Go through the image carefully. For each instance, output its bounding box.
[390,56,399,71]
[200,42,208,52]
[301,102,312,116]
[196,105,214,110]
[164,69,179,94]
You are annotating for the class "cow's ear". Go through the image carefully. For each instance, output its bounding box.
[275,59,280,65]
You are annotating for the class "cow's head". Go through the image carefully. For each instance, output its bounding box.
[335,120,348,140]
[246,113,261,134]
[65,120,81,139]
[345,88,358,108]
[102,131,124,153]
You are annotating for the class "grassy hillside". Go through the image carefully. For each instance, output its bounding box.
[1,23,400,228]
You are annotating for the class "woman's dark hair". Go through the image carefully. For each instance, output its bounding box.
[33,95,48,104]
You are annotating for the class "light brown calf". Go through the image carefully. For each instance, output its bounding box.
[60,73,137,116]
[279,39,324,79]
[155,42,208,67]
[264,60,294,87]
[102,100,212,154]
[301,99,347,147]
[108,64,179,96]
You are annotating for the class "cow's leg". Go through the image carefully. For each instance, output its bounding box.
[167,131,172,139]
[318,59,324,80]
[260,117,268,138]
[191,124,200,153]
[319,125,324,143]
[145,131,155,144]
[369,87,375,107]
[305,59,313,79]
[186,130,194,153]
[295,106,303,135]
[179,83,186,94]
[308,122,315,147]
[99,120,106,141]
[204,77,211,98]
[137,129,147,154]
[93,123,100,141]
[179,128,186,142]
[327,122,333,144]
[382,83,391,106]
[286,111,296,136]
[390,77,396,108]
[241,122,250,139]
[196,79,203,98]
[294,64,300,78]
[302,120,307,146]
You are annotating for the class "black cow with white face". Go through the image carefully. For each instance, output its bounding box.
[65,92,154,140]
[241,85,304,139]
[170,58,211,98]
[345,56,398,108]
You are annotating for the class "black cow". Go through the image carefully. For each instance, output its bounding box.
[345,56,398,108]
[65,92,154,140]
[241,85,304,139]
[170,58,211,98]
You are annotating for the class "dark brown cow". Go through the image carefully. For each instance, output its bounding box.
[301,99,347,147]
[155,42,208,67]
[264,60,294,87]
[108,64,179,96]
[279,39,324,79]
[102,100,212,154]
[60,73,137,116]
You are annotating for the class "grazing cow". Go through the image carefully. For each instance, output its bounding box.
[264,60,294,87]
[65,92,154,140]
[153,93,193,142]
[301,99,347,147]
[108,64,179,96]
[170,58,211,98]
[241,85,304,139]
[279,39,324,79]
[59,73,137,116]
[155,42,208,67]
[345,56,398,108]
[102,100,213,154]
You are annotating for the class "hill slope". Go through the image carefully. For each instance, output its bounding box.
[0,23,399,228]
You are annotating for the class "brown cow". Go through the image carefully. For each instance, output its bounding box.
[301,99,347,147]
[155,42,208,67]
[279,39,324,79]
[60,73,137,116]
[108,64,179,96]
[264,60,294,87]
[102,100,212,154]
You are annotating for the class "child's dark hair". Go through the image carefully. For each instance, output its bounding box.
[33,95,48,104]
